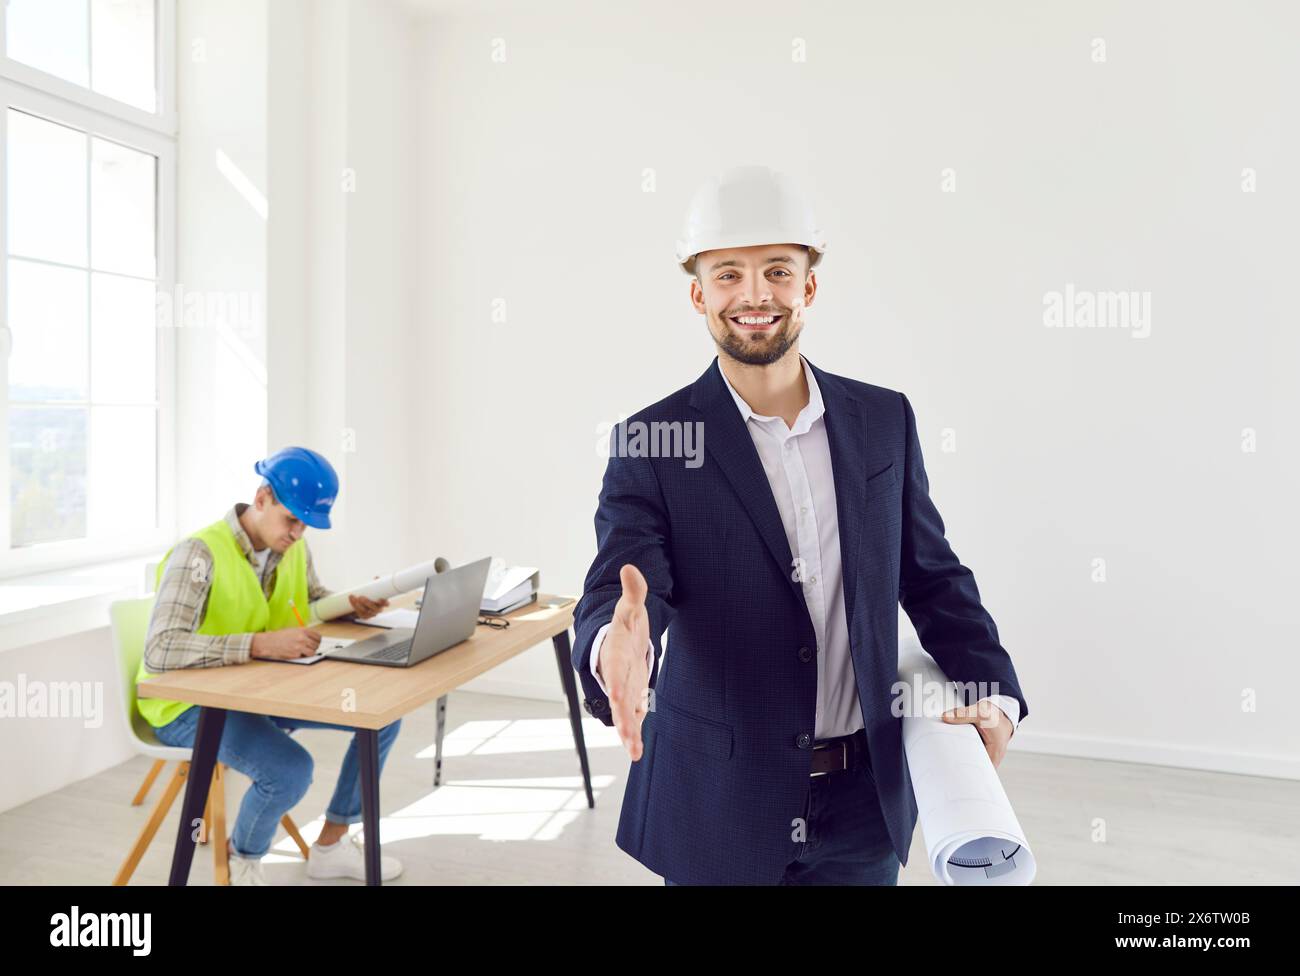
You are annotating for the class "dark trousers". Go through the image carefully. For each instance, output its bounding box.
[665,751,900,885]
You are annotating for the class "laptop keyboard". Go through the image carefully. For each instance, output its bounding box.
[365,640,412,662]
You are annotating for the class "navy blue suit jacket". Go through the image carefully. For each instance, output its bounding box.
[572,355,1028,884]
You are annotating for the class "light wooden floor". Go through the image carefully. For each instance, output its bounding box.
[2,690,1296,885]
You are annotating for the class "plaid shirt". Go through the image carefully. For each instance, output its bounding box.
[143,504,331,671]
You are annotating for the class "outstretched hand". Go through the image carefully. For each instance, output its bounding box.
[599,564,653,761]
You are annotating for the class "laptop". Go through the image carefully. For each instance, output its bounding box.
[324,557,492,668]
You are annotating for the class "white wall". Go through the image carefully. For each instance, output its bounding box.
[409,0,1300,775]
[174,0,269,531]
[268,0,421,584]
[180,0,423,586]
[336,0,420,577]
[0,628,134,812]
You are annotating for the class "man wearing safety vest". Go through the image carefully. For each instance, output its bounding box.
[139,446,402,885]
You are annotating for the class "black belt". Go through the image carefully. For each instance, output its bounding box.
[809,729,868,777]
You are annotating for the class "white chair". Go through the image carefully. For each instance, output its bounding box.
[110,596,309,885]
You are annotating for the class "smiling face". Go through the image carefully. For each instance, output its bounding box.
[690,243,817,366]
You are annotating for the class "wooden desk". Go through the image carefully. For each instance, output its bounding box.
[138,591,588,885]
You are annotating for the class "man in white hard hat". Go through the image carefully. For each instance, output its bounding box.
[572,164,1029,884]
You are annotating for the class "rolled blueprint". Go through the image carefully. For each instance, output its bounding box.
[898,638,1037,885]
[309,557,450,623]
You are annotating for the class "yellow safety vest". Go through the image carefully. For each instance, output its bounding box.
[136,518,308,727]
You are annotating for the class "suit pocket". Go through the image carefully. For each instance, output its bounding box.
[653,698,734,761]
[863,461,897,498]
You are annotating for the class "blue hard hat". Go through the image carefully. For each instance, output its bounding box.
[253,447,338,529]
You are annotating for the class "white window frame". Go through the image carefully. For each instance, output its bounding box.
[0,1,176,580]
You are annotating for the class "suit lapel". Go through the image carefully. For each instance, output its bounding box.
[688,355,870,632]
[806,358,868,633]
[689,358,797,583]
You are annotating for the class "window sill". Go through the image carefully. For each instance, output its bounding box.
[0,555,162,653]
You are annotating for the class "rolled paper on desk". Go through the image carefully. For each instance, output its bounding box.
[898,639,1037,885]
[309,557,451,623]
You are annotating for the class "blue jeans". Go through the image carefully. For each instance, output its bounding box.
[665,753,900,885]
[156,706,402,858]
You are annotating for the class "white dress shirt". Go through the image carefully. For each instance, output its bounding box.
[591,355,1020,739]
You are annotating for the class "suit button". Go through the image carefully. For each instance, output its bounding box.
[584,698,608,716]
[798,646,813,663]
[795,732,813,749]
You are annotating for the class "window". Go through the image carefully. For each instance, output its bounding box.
[0,1,174,577]
[6,0,158,113]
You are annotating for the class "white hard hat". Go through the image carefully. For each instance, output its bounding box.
[675,164,826,276]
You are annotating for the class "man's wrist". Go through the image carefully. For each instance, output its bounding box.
[591,625,611,695]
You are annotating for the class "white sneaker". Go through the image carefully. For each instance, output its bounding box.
[228,850,269,886]
[307,834,402,882]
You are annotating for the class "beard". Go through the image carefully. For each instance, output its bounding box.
[709,307,801,366]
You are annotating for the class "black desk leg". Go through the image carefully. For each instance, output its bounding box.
[357,727,382,886]
[168,706,227,886]
[433,694,447,788]
[552,629,594,808]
